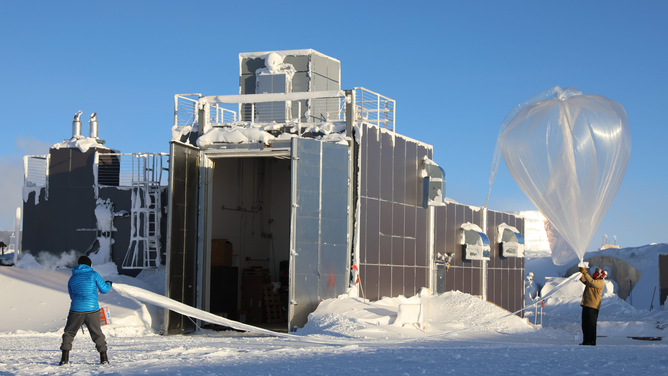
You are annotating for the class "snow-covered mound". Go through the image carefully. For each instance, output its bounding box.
[0,261,162,335]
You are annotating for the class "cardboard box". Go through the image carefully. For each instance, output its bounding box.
[211,239,233,266]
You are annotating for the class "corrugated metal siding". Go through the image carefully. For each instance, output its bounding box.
[358,123,431,300]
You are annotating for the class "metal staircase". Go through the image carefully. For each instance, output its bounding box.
[122,154,167,269]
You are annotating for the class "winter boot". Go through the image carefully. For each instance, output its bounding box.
[100,351,109,365]
[59,350,69,366]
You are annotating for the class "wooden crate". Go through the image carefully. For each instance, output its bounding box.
[262,284,284,323]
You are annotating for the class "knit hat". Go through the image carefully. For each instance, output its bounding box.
[78,255,92,267]
[592,268,607,280]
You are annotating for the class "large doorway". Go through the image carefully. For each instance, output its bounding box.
[207,156,291,329]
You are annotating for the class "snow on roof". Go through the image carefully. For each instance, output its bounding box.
[238,49,340,62]
[51,136,110,153]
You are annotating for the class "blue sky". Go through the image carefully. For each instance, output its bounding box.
[1,1,666,253]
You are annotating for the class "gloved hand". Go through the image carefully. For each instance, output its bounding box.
[105,280,113,286]
[579,267,587,274]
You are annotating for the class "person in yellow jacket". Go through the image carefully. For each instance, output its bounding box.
[578,266,607,346]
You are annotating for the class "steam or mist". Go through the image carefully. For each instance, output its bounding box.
[16,250,79,270]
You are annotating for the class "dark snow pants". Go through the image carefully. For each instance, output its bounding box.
[581,306,599,345]
[60,310,107,353]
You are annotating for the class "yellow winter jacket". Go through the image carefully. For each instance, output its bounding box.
[580,273,605,310]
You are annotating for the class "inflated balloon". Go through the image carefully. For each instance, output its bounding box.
[499,86,631,265]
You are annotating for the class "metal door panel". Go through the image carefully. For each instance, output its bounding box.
[294,242,319,273]
[320,218,347,245]
[165,142,199,335]
[322,168,348,194]
[321,193,348,218]
[289,138,351,330]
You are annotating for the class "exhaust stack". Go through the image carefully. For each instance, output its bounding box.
[89,112,98,139]
[72,111,83,137]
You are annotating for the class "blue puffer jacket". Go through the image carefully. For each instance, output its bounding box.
[68,264,111,312]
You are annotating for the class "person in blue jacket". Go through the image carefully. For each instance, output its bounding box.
[59,256,113,366]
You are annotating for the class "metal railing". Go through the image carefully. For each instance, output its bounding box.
[23,155,49,187]
[174,94,200,128]
[175,87,396,132]
[354,87,395,131]
[96,152,169,187]
[175,94,237,128]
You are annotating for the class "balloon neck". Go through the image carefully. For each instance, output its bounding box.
[555,87,583,100]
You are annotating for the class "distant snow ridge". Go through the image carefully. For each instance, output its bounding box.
[514,210,551,255]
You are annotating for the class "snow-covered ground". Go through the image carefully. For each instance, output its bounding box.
[1,245,667,375]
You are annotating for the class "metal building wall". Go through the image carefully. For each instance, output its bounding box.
[357,123,433,301]
[432,205,525,314]
[23,148,100,257]
[486,209,525,314]
[434,203,485,297]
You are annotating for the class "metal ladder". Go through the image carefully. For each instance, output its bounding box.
[122,154,165,269]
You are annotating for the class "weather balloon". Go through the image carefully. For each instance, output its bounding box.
[499,87,631,265]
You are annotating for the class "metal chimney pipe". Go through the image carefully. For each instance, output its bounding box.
[89,112,98,139]
[72,111,83,137]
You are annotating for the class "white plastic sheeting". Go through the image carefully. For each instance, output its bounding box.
[499,87,631,266]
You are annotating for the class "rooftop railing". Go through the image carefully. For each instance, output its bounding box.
[174,87,396,132]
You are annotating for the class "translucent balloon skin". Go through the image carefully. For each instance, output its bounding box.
[500,88,631,266]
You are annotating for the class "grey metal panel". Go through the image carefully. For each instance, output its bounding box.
[392,203,404,237]
[366,126,381,198]
[366,198,380,264]
[380,201,392,236]
[380,132,393,201]
[364,264,379,301]
[240,57,265,75]
[392,235,404,266]
[321,218,347,244]
[292,72,309,92]
[405,237,416,267]
[404,267,415,297]
[289,138,350,330]
[379,265,391,298]
[240,74,256,95]
[416,267,427,292]
[405,141,418,207]
[327,59,340,81]
[380,234,392,265]
[392,266,404,297]
[449,203,460,266]
[359,124,368,197]
[416,209,428,266]
[416,146,429,207]
[313,73,328,91]
[394,137,406,204]
[311,54,328,77]
[435,206,446,257]
[359,197,367,263]
[283,55,309,72]
[321,190,348,220]
[472,267,481,296]
[405,206,416,238]
[327,78,340,90]
[166,142,199,335]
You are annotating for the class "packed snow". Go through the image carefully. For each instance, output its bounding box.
[0,244,667,375]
